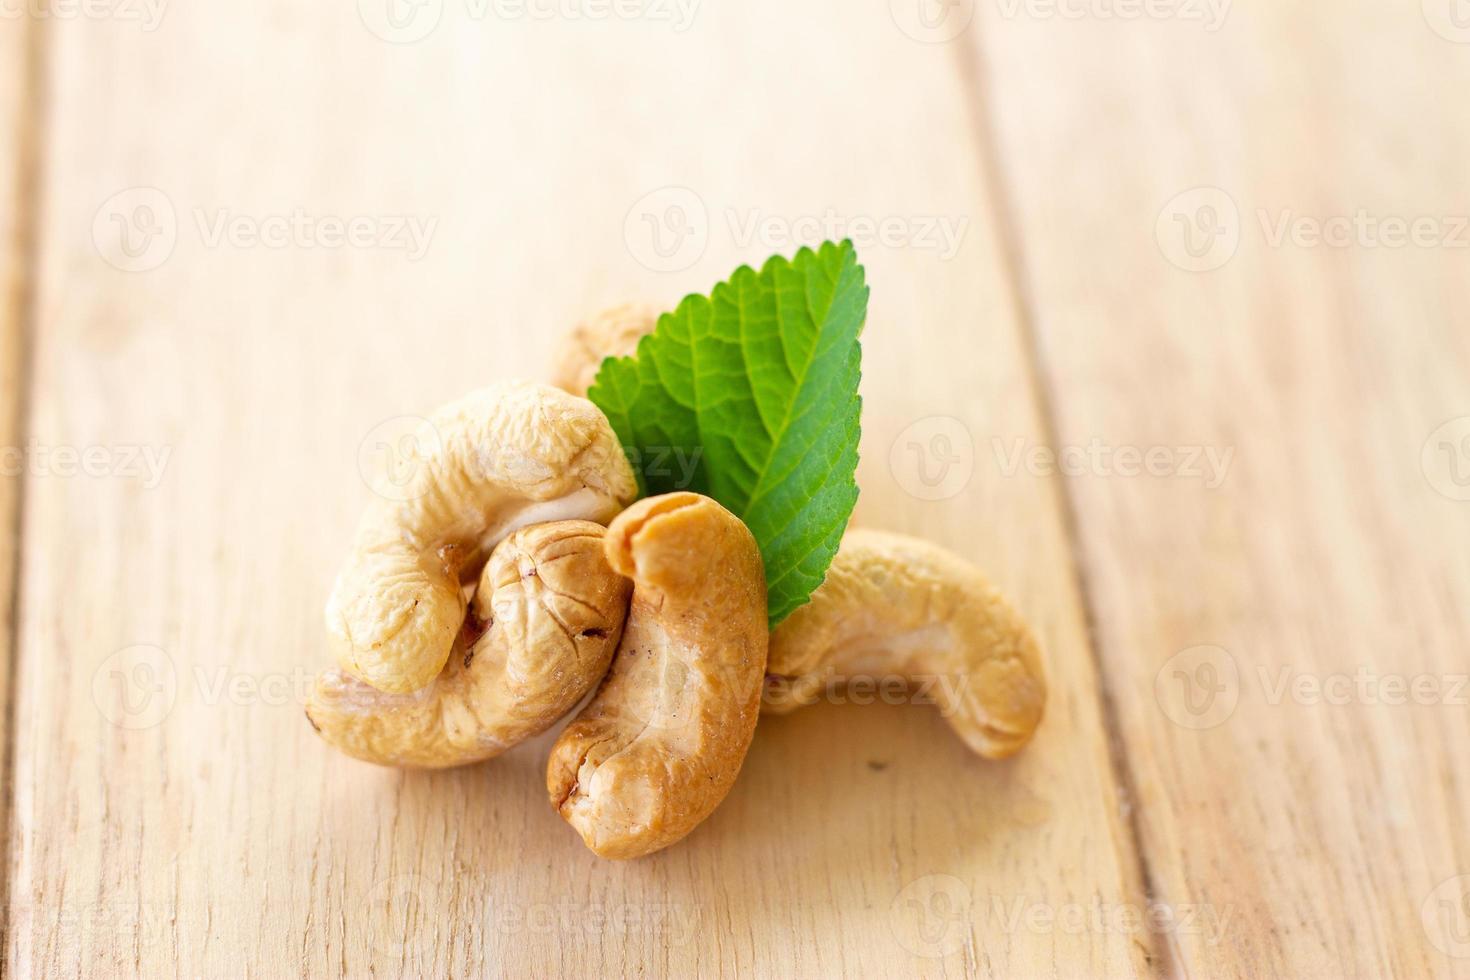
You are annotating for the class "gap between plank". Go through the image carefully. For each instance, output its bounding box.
[951,35,1179,980]
[1,11,49,974]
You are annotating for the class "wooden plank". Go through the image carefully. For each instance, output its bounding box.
[0,11,38,968]
[9,4,1146,976]
[972,5,1470,977]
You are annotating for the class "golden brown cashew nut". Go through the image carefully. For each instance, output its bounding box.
[547,492,768,860]
[549,302,659,397]
[326,382,637,694]
[763,529,1047,759]
[307,521,630,768]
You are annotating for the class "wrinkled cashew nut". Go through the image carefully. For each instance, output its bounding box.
[547,492,768,860]
[763,528,1047,759]
[325,382,637,694]
[549,301,660,398]
[307,521,630,768]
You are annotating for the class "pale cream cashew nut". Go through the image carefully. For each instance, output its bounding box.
[547,492,768,860]
[308,521,630,768]
[326,382,637,694]
[549,301,660,398]
[763,528,1047,759]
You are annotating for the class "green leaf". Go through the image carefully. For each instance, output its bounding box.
[588,240,866,627]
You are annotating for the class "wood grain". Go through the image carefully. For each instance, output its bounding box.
[972,4,1470,978]
[0,12,39,965]
[4,4,1144,978]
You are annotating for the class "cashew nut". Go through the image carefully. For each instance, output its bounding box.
[762,528,1047,759]
[549,301,659,398]
[326,382,637,694]
[307,521,630,767]
[546,492,768,859]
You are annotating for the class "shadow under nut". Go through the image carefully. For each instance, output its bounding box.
[547,492,768,860]
[325,382,637,694]
[307,521,631,768]
[762,528,1047,759]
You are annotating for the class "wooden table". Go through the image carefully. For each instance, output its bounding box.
[3,2,1468,976]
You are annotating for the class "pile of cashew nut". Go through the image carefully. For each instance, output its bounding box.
[307,306,1048,860]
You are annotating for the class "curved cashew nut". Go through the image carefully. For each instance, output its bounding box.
[307,521,630,768]
[326,382,637,693]
[549,302,659,398]
[762,528,1047,759]
[547,492,768,859]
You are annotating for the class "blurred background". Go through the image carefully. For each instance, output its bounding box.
[2,1,1469,977]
